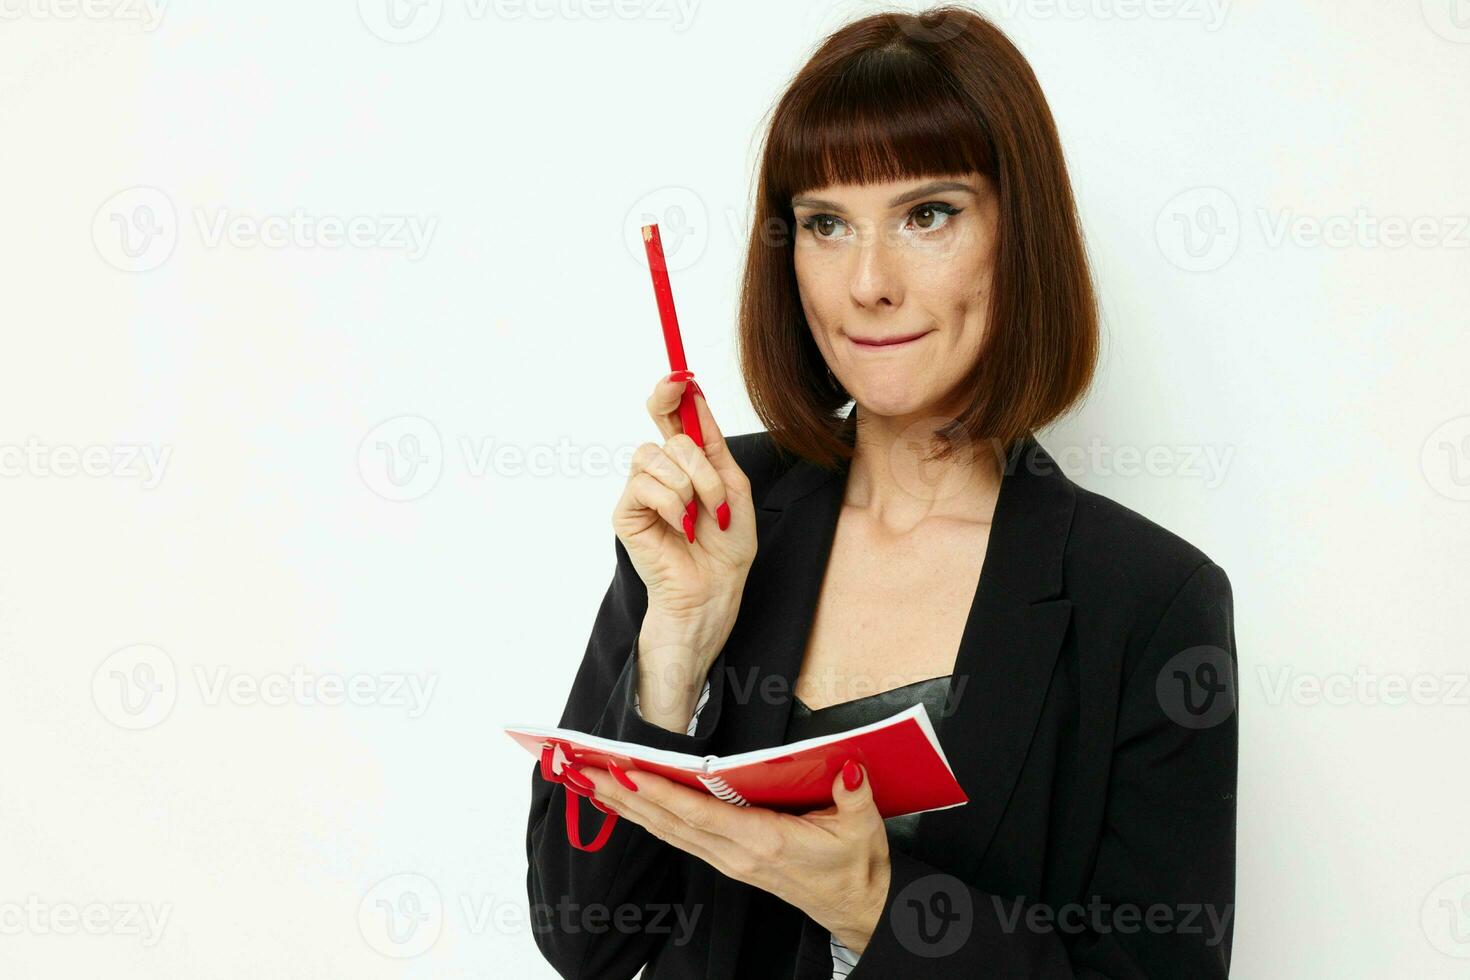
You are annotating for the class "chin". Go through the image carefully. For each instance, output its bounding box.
[844,378,942,420]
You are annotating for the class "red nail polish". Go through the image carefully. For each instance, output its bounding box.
[607,762,639,792]
[682,509,695,543]
[716,501,730,531]
[590,797,615,815]
[667,370,694,383]
[563,768,595,793]
[842,760,863,791]
[688,379,704,398]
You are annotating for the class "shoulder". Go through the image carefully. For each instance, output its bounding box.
[725,429,804,504]
[1060,477,1233,643]
[1067,482,1216,581]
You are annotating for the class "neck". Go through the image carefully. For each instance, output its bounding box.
[843,402,1004,531]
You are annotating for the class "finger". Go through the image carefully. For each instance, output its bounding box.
[831,760,879,834]
[582,768,736,858]
[611,802,735,877]
[626,443,694,533]
[646,372,695,441]
[661,434,728,524]
[683,382,742,484]
[631,441,696,511]
[622,471,689,540]
[585,767,740,840]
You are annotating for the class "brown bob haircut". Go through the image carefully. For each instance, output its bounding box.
[738,5,1098,470]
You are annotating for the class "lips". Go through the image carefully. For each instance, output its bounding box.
[847,330,932,348]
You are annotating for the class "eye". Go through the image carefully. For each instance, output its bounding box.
[906,202,961,233]
[798,213,851,241]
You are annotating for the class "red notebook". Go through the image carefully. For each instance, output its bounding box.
[509,703,968,851]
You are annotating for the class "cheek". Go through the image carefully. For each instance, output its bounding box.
[793,250,837,329]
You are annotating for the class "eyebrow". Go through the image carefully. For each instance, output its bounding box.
[790,179,979,212]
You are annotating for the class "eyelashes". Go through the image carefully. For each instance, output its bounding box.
[797,202,962,242]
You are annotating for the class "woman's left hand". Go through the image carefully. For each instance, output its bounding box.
[581,759,891,955]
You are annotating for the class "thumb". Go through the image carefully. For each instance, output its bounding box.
[832,759,878,824]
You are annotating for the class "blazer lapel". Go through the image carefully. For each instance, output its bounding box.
[701,420,1076,977]
[909,434,1076,881]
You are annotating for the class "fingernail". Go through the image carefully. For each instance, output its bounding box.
[590,797,615,815]
[716,501,730,531]
[563,767,595,793]
[607,762,639,792]
[688,379,704,398]
[842,759,863,791]
[667,370,694,383]
[682,508,696,543]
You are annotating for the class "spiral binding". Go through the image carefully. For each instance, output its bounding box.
[697,773,750,807]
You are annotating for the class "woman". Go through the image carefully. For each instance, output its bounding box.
[527,7,1236,978]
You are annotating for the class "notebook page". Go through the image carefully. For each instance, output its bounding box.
[705,703,949,775]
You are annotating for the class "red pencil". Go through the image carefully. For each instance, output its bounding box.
[641,223,704,541]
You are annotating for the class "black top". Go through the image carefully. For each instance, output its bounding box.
[526,419,1238,979]
[734,674,956,977]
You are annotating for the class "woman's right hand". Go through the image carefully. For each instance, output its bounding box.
[614,373,757,708]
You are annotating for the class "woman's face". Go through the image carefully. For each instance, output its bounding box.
[791,172,999,421]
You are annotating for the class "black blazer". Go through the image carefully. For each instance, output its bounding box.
[527,423,1238,979]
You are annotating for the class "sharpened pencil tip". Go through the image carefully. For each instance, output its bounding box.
[641,224,654,241]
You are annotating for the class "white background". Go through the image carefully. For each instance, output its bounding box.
[2,1,1467,977]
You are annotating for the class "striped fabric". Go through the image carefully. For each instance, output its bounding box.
[632,672,859,978]
[630,677,712,733]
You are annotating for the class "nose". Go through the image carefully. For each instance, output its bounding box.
[848,222,904,310]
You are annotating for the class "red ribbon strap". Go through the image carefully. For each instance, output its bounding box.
[540,742,619,852]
